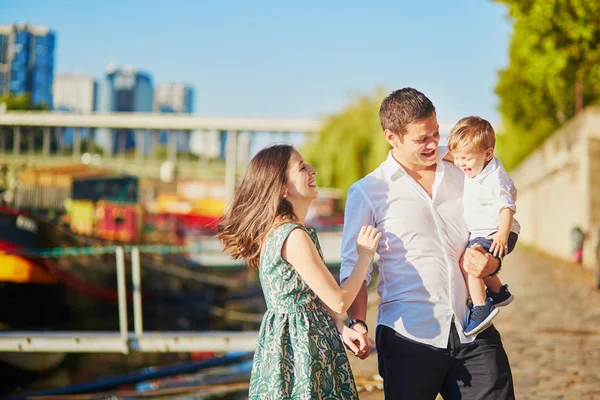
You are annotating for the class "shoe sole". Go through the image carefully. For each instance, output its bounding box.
[494,294,514,307]
[464,308,500,336]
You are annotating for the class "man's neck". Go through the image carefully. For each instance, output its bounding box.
[392,153,437,175]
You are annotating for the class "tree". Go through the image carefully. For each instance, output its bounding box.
[0,93,50,152]
[302,89,390,203]
[0,93,49,111]
[494,0,600,170]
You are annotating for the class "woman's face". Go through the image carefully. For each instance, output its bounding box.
[283,150,318,202]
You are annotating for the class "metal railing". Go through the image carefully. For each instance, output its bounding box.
[0,245,259,354]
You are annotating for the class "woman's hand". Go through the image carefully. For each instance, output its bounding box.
[356,225,382,260]
[340,325,374,359]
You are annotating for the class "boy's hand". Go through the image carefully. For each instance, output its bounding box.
[487,231,509,258]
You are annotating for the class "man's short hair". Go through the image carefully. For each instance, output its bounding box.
[379,88,436,140]
[448,116,496,152]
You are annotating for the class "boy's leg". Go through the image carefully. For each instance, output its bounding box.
[440,324,515,400]
[377,325,450,400]
[483,275,503,293]
[462,240,487,306]
[467,274,487,306]
[484,232,518,306]
[463,237,499,336]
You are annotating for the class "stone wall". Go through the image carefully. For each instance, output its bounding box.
[510,106,600,269]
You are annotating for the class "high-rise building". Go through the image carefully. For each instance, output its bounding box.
[0,23,56,107]
[53,74,97,147]
[154,83,194,151]
[154,83,194,114]
[53,74,96,113]
[94,64,154,154]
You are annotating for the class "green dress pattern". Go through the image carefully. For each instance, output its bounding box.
[248,223,359,400]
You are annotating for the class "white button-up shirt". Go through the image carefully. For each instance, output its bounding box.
[463,156,521,240]
[340,151,475,348]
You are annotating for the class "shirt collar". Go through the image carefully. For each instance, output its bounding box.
[472,157,498,182]
[383,151,407,181]
[383,150,446,182]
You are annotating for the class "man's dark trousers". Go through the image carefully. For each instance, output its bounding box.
[376,323,515,399]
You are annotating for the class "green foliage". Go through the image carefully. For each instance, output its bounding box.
[302,89,390,202]
[494,0,600,170]
[0,93,49,111]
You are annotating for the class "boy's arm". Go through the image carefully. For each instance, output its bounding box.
[488,208,515,257]
[498,208,515,235]
[488,165,517,257]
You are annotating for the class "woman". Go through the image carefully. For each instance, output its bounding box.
[218,144,380,399]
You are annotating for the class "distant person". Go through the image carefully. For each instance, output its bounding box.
[218,144,380,399]
[442,116,520,336]
[341,88,514,399]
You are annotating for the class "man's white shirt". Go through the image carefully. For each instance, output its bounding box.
[462,156,521,240]
[340,150,475,348]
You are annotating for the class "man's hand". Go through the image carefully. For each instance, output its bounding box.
[462,244,499,278]
[341,324,373,360]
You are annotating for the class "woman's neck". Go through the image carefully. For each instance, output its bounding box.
[287,199,312,225]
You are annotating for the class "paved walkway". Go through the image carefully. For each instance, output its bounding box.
[349,248,600,399]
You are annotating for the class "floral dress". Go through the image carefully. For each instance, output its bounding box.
[248,223,359,399]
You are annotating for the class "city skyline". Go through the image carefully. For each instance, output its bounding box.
[2,1,511,126]
[0,22,55,106]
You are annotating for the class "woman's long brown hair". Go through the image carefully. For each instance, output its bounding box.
[217,144,297,268]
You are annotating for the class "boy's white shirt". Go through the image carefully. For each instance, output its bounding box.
[439,146,521,240]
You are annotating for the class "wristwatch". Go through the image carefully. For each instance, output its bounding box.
[348,319,368,333]
[488,256,502,277]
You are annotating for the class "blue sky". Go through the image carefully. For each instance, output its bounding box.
[3,1,512,126]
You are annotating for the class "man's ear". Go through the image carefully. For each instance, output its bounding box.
[384,129,400,147]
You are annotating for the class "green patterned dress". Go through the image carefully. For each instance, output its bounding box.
[248,222,359,400]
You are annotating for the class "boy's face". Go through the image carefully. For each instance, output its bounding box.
[451,143,494,178]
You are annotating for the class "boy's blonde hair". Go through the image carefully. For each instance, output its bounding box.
[447,116,495,152]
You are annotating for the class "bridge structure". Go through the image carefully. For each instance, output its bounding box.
[0,111,320,204]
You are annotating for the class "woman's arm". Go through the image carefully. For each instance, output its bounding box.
[283,226,380,315]
[323,302,371,357]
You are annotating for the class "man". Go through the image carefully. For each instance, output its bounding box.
[340,88,514,399]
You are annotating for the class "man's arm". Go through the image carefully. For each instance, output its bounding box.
[340,183,375,359]
[347,282,368,322]
[463,245,500,278]
[345,282,370,359]
[340,183,375,288]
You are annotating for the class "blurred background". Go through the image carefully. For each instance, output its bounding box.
[0,1,599,399]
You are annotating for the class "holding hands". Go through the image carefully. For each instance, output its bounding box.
[341,325,375,359]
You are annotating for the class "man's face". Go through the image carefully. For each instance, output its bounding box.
[393,114,440,169]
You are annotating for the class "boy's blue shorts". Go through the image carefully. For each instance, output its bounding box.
[468,231,519,255]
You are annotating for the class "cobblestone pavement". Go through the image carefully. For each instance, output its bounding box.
[348,248,600,399]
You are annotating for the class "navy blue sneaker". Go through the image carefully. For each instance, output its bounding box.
[486,284,514,307]
[464,300,499,336]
